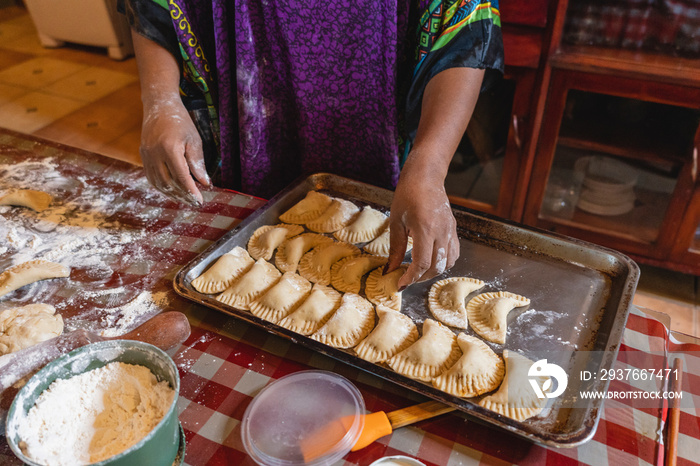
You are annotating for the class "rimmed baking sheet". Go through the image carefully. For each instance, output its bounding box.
[173,173,639,447]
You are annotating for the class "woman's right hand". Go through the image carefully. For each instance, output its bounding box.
[140,97,211,206]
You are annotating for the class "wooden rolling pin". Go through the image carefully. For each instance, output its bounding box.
[0,311,191,432]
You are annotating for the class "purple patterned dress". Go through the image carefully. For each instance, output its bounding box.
[120,0,503,198]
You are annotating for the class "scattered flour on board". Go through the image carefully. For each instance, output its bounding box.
[15,361,174,466]
[0,158,176,335]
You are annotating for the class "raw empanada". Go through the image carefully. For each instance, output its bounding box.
[249,272,312,323]
[215,259,281,310]
[467,291,530,344]
[0,260,70,298]
[0,189,52,212]
[191,246,254,294]
[478,350,548,421]
[305,198,360,233]
[432,334,504,398]
[310,293,375,348]
[247,224,304,261]
[275,233,334,273]
[386,319,461,382]
[354,305,418,363]
[0,304,63,355]
[297,242,360,285]
[279,191,333,224]
[364,265,406,312]
[363,228,413,257]
[277,284,342,335]
[334,206,388,244]
[428,277,485,329]
[330,255,386,294]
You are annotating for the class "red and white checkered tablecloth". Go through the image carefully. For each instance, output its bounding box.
[0,130,698,466]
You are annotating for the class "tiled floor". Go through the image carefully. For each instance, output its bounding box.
[0,5,698,338]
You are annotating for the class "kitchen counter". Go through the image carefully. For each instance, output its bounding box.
[0,129,698,465]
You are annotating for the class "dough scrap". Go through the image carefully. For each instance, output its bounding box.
[249,272,312,323]
[279,191,333,224]
[305,198,360,233]
[0,189,52,212]
[0,304,63,355]
[310,293,375,348]
[467,291,530,344]
[363,228,413,257]
[428,277,485,329]
[275,233,334,273]
[354,305,419,364]
[277,284,342,335]
[478,350,548,421]
[432,333,504,398]
[215,259,281,310]
[386,319,461,382]
[330,254,386,294]
[297,241,360,286]
[0,260,70,298]
[191,246,254,294]
[247,224,304,261]
[364,265,406,312]
[333,206,388,244]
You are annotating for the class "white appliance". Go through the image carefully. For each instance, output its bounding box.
[24,0,134,60]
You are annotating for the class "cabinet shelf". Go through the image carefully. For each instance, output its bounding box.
[551,44,700,88]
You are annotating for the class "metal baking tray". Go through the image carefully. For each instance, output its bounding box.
[173,173,639,447]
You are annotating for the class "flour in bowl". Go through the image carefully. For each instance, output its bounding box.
[17,362,175,465]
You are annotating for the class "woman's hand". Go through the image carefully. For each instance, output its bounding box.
[386,150,459,289]
[131,31,210,206]
[140,97,211,206]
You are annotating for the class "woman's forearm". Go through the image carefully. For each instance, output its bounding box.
[131,30,181,107]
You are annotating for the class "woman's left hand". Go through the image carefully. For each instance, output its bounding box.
[385,151,460,290]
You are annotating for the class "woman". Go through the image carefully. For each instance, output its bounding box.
[120,0,503,289]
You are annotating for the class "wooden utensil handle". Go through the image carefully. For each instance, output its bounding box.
[387,400,456,429]
[118,311,191,351]
[666,358,683,466]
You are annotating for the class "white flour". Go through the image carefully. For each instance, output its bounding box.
[0,157,179,336]
[17,362,174,466]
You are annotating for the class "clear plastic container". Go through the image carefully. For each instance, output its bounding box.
[241,370,365,466]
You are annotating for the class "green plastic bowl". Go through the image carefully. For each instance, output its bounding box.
[6,340,183,466]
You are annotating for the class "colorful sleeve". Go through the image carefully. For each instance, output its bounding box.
[404,0,504,141]
[117,0,180,61]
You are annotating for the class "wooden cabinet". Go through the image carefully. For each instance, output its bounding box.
[445,1,564,219]
[522,1,700,275]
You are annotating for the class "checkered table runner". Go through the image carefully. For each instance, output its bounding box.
[0,130,698,466]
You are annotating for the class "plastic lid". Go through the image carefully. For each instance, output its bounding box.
[241,370,365,466]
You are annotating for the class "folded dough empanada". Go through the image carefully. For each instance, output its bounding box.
[249,272,312,323]
[478,350,548,421]
[277,284,342,335]
[364,265,406,312]
[310,293,375,348]
[278,191,333,224]
[215,259,281,310]
[0,303,63,355]
[363,228,413,257]
[330,255,386,294]
[0,260,70,298]
[467,291,530,344]
[191,246,254,294]
[247,224,304,261]
[0,189,52,212]
[305,198,360,233]
[298,241,360,286]
[275,233,334,273]
[432,333,504,398]
[386,319,461,382]
[428,277,485,329]
[354,305,419,363]
[333,206,388,244]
